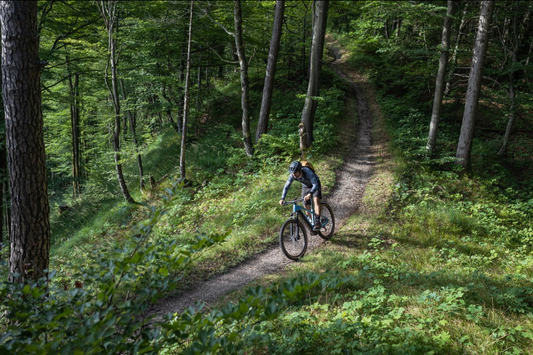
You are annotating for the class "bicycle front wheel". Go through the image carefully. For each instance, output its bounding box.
[279,219,308,260]
[318,203,335,240]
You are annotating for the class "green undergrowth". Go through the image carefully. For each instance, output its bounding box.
[177,37,533,353]
[0,59,349,353]
[42,68,346,291]
[6,34,533,353]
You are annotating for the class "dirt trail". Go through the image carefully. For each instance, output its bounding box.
[149,39,374,318]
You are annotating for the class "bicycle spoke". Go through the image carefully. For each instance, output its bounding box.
[279,219,307,260]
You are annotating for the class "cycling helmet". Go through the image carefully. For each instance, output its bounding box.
[288,161,302,173]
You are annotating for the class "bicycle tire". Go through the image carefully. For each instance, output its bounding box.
[318,203,335,240]
[279,219,308,260]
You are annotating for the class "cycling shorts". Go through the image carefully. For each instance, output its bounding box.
[302,185,322,205]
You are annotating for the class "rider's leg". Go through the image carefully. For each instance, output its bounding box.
[302,187,313,219]
[313,196,322,230]
[313,196,321,216]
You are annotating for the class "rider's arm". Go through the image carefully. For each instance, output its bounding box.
[304,169,320,195]
[281,174,294,200]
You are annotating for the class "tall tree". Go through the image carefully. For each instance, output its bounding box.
[445,0,472,95]
[120,79,144,190]
[67,59,81,198]
[37,1,103,197]
[455,0,495,174]
[180,0,194,181]
[97,0,136,204]
[497,2,531,156]
[256,0,285,142]
[233,0,254,157]
[427,0,454,154]
[0,0,50,282]
[300,0,329,150]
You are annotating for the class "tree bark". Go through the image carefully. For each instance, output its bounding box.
[1,0,51,282]
[427,0,454,154]
[120,79,144,190]
[2,143,10,256]
[67,60,81,198]
[0,143,6,258]
[180,0,194,180]
[455,0,494,174]
[234,0,254,156]
[256,0,285,142]
[300,0,329,150]
[98,0,136,204]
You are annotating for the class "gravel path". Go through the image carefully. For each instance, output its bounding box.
[149,41,374,318]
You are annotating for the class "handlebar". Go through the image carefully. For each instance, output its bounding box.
[282,198,304,206]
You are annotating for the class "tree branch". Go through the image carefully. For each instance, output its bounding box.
[208,45,238,64]
[196,2,234,37]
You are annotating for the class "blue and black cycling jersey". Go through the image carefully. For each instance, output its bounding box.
[281,167,321,200]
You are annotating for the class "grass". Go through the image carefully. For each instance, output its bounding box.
[205,49,533,354]
[3,30,532,354]
[38,61,347,293]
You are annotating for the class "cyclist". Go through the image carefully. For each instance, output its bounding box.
[279,161,322,231]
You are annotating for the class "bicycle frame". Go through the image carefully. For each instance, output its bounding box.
[287,199,329,230]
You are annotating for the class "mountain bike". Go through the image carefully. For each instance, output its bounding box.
[279,198,335,260]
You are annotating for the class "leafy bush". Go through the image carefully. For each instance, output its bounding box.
[0,182,228,354]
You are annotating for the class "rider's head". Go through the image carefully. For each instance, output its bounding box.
[288,161,302,178]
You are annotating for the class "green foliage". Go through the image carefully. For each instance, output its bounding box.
[256,85,344,161]
[16,1,533,354]
[0,182,229,354]
[162,272,348,354]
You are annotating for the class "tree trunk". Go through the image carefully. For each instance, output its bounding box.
[498,4,530,156]
[98,0,136,204]
[256,0,285,142]
[455,0,494,174]
[0,143,6,258]
[300,0,329,150]
[234,0,254,156]
[498,82,515,156]
[427,0,454,154]
[120,79,144,190]
[525,40,532,67]
[161,84,179,133]
[302,8,307,77]
[1,1,51,282]
[2,148,10,253]
[445,1,470,95]
[180,0,194,180]
[196,61,201,138]
[67,63,81,198]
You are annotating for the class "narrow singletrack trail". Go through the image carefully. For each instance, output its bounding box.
[150,40,375,318]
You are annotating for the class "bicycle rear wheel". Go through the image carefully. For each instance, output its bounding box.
[318,203,335,240]
[279,219,307,260]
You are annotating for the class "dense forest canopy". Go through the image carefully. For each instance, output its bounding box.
[1,0,532,353]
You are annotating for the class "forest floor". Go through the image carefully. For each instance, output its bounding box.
[149,37,380,319]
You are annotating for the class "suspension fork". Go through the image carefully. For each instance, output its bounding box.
[291,206,302,239]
